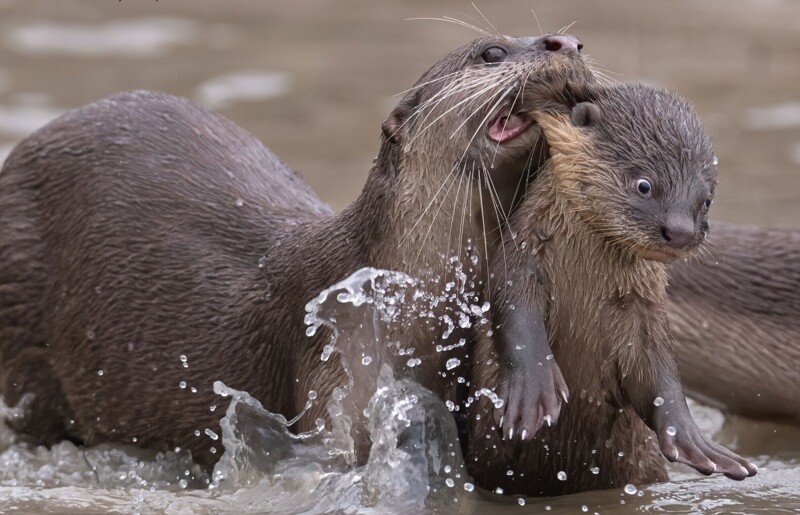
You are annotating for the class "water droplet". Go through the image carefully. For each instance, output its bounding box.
[258,256,267,269]
[178,479,188,489]
[96,369,104,376]
[494,487,504,494]
[308,390,317,400]
[506,469,514,476]
[190,387,197,393]
[445,400,456,412]
[204,428,219,441]
[209,405,216,412]
[87,330,96,340]
[464,482,474,492]
[581,505,589,512]
[666,426,677,436]
[234,198,244,207]
[590,466,600,475]
[194,430,200,437]
[406,357,422,368]
[445,358,461,370]
[445,478,455,488]
[361,356,373,366]
[653,396,664,406]
[712,156,719,166]
[557,471,567,481]
[518,498,526,506]
[179,381,187,389]
[624,484,638,495]
[617,451,625,458]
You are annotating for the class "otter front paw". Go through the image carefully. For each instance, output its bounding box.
[494,358,568,441]
[655,414,758,480]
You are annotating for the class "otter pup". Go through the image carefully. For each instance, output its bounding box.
[468,84,757,496]
[0,34,594,466]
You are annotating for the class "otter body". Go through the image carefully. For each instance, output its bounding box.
[0,34,594,466]
[468,84,756,496]
[669,222,800,423]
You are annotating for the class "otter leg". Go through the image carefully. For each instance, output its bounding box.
[490,247,567,442]
[621,328,758,480]
[0,346,74,445]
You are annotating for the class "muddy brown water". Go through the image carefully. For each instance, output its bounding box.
[0,0,798,513]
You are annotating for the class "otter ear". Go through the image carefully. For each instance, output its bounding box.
[382,92,419,144]
[570,102,601,128]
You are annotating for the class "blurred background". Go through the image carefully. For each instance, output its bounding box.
[0,0,797,225]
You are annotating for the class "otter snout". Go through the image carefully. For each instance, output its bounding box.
[661,216,697,249]
[541,34,583,54]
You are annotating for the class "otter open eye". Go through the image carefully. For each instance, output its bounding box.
[635,178,652,196]
[704,197,713,209]
[481,46,508,64]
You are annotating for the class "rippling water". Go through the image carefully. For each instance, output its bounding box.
[1,0,799,513]
[2,267,799,514]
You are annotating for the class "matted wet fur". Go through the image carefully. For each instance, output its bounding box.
[0,34,594,466]
[669,222,800,423]
[468,84,757,496]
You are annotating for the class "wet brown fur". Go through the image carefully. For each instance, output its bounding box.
[669,223,800,423]
[0,35,593,466]
[466,86,757,496]
[469,112,670,495]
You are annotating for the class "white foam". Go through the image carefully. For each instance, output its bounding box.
[195,70,291,109]
[5,18,199,58]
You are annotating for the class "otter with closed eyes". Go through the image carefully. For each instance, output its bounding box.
[468,83,757,496]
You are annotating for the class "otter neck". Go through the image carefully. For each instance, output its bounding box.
[363,140,499,286]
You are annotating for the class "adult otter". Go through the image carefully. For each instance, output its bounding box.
[468,84,757,497]
[669,223,800,423]
[0,34,594,467]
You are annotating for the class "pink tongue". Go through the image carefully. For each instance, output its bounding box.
[487,113,532,143]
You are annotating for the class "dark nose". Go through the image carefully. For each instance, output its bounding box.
[661,221,695,249]
[542,34,583,53]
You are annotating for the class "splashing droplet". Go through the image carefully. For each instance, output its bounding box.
[557,471,567,481]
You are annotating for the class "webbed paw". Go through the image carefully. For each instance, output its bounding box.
[494,358,568,441]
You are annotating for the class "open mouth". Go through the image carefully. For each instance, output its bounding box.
[487,111,534,144]
[637,246,686,264]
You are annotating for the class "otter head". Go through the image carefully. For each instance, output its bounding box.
[540,84,717,263]
[376,33,595,267]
